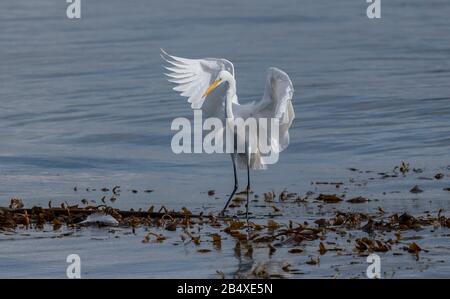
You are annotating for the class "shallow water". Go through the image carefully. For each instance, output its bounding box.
[0,0,449,278]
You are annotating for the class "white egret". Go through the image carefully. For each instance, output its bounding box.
[161,49,295,217]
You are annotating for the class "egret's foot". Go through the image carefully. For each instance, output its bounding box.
[219,209,232,218]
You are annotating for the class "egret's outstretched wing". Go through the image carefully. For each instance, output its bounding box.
[161,49,235,119]
[253,67,295,152]
[231,67,294,170]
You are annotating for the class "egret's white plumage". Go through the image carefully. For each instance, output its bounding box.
[161,49,295,215]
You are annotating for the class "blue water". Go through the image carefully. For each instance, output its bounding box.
[1,0,450,278]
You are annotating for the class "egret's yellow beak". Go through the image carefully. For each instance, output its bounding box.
[202,79,222,98]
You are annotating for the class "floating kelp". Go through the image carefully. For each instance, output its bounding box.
[410,185,423,194]
[0,203,208,231]
[317,194,342,203]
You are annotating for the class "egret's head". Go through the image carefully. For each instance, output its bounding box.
[202,70,232,98]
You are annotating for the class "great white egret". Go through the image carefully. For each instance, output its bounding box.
[161,49,295,217]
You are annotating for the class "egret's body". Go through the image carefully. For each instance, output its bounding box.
[161,49,295,217]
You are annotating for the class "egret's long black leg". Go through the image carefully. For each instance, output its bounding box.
[221,154,238,215]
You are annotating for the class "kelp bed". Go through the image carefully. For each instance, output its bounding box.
[1,162,450,278]
[2,199,450,277]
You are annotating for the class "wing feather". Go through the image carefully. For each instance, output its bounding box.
[253,67,295,152]
[161,49,235,118]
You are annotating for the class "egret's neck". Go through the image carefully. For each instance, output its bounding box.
[225,79,236,119]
